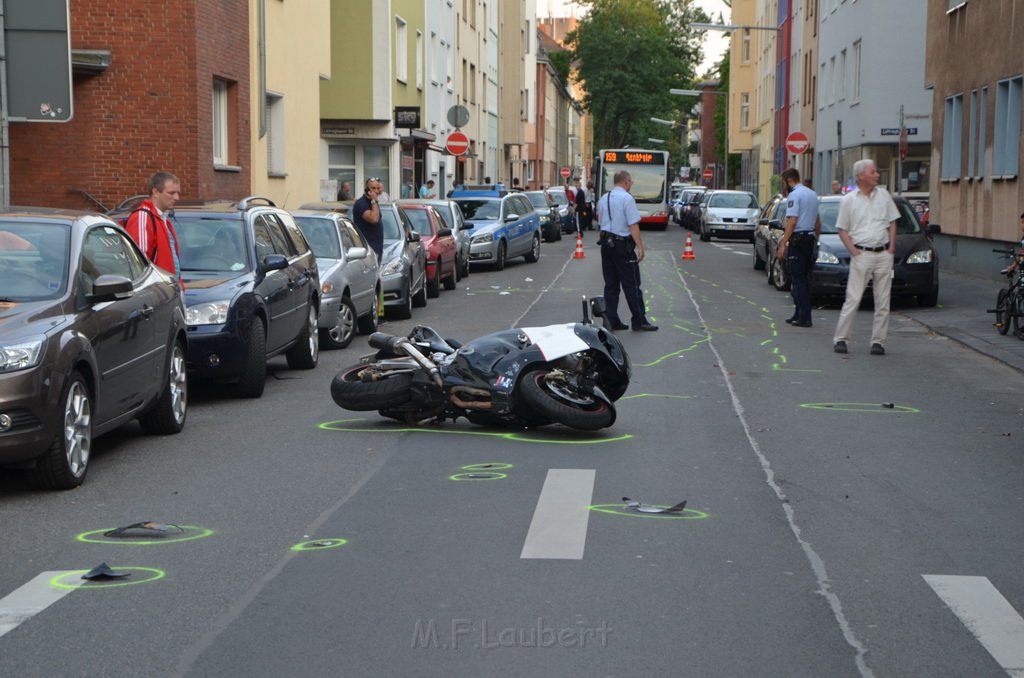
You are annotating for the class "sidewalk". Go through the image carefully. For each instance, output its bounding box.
[897,268,1024,374]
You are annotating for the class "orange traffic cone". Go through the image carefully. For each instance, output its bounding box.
[573,232,586,259]
[681,233,696,260]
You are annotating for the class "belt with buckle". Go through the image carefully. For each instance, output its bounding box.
[601,232,630,242]
[855,243,888,252]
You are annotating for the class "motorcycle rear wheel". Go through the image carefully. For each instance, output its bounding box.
[331,364,413,410]
[519,370,614,431]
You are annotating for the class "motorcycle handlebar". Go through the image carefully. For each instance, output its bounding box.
[368,332,401,352]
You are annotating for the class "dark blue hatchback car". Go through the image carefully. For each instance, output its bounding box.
[167,197,320,397]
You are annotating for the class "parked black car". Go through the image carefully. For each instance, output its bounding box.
[0,210,188,489]
[150,197,319,398]
[523,190,562,242]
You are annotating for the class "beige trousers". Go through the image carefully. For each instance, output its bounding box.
[833,250,894,346]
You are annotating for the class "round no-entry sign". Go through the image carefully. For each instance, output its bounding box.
[560,167,571,179]
[446,131,469,156]
[785,131,810,155]
[702,168,714,180]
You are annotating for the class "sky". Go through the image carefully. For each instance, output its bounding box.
[537,0,732,77]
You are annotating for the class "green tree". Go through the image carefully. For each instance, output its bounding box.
[566,0,709,158]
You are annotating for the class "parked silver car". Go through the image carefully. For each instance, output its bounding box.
[699,190,760,242]
[293,209,381,349]
[397,198,471,280]
[380,204,428,319]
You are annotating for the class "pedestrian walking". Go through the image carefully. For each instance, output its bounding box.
[575,178,593,231]
[832,159,900,355]
[124,171,182,281]
[775,168,820,327]
[596,170,657,332]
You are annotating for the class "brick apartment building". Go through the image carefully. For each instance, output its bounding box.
[9,0,251,211]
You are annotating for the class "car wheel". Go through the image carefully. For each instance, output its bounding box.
[322,296,357,349]
[699,226,711,242]
[443,260,457,290]
[753,244,766,271]
[286,303,319,370]
[139,340,188,434]
[232,316,267,398]
[392,281,413,319]
[770,256,791,291]
[493,240,507,271]
[412,274,428,308]
[27,371,92,490]
[524,234,540,263]
[917,287,939,308]
[357,289,380,334]
[427,264,441,298]
[461,252,471,279]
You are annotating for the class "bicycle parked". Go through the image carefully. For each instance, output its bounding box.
[991,248,1024,338]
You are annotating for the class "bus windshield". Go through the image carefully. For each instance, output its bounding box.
[598,163,666,204]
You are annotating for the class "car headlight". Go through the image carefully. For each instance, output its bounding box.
[540,216,551,225]
[816,249,840,264]
[472,232,494,244]
[906,249,933,264]
[186,300,230,325]
[0,336,46,373]
[322,281,334,295]
[706,211,720,221]
[380,258,403,276]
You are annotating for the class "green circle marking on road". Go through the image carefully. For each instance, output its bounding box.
[319,419,633,444]
[290,538,349,552]
[449,472,508,481]
[50,567,166,589]
[461,463,514,471]
[75,525,215,546]
[588,504,710,520]
[800,403,920,414]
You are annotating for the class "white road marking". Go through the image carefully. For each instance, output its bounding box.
[923,574,1024,676]
[0,571,81,639]
[520,469,596,560]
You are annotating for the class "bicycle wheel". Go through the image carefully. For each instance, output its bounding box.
[1013,289,1024,338]
[996,288,1011,335]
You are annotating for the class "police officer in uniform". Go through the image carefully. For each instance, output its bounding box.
[775,168,820,327]
[596,170,657,331]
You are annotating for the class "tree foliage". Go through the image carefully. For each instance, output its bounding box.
[566,0,710,155]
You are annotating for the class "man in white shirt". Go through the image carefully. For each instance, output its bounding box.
[832,159,900,355]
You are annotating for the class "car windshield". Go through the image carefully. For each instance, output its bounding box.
[381,209,405,242]
[547,191,569,206]
[818,199,922,236]
[525,193,548,209]
[403,208,434,237]
[709,193,759,209]
[171,217,251,272]
[456,200,501,221]
[294,216,342,259]
[0,222,69,301]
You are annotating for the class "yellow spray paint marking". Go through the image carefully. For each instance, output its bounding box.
[50,567,165,589]
[318,419,633,444]
[620,393,692,400]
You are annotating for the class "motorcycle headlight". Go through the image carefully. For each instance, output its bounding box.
[472,232,494,244]
[906,249,933,264]
[816,249,840,264]
[0,336,46,373]
[186,300,230,325]
[380,258,403,276]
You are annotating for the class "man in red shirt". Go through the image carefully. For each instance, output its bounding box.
[125,172,182,279]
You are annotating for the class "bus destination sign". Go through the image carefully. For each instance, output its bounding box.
[603,150,663,164]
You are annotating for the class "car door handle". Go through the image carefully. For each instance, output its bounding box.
[141,304,154,319]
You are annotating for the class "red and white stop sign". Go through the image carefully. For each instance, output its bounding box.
[785,131,810,155]
[560,167,571,179]
[446,131,469,156]
[702,168,714,180]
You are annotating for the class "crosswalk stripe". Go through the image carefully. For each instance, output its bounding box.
[923,574,1024,676]
[520,469,596,560]
[0,571,82,639]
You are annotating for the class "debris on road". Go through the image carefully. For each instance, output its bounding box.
[82,563,131,580]
[622,497,688,514]
[104,522,184,539]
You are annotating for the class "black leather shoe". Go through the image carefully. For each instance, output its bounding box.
[870,343,885,355]
[609,322,629,331]
[792,320,812,327]
[834,341,848,354]
[632,323,659,332]
[784,317,798,324]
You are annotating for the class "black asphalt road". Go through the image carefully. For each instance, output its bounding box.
[1,231,1022,677]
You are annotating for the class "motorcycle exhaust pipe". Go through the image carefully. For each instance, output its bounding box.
[450,386,493,410]
[370,332,443,388]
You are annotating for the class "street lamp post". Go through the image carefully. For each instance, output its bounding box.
[671,88,729,189]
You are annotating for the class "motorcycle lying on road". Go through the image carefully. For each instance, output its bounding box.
[330,297,630,431]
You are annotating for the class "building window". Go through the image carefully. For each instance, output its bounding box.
[838,49,846,101]
[328,144,356,195]
[851,41,861,103]
[416,31,424,90]
[396,17,408,83]
[978,86,988,177]
[266,92,285,176]
[942,93,963,179]
[829,56,836,104]
[994,76,1022,177]
[364,145,391,196]
[740,93,750,128]
[741,30,751,63]
[967,90,977,177]
[213,79,229,166]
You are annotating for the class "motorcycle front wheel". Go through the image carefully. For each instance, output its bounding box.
[331,364,414,410]
[519,370,614,431]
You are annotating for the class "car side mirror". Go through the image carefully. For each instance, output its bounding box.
[348,246,367,260]
[89,274,134,302]
[505,213,519,222]
[262,254,289,271]
[768,220,784,230]
[408,231,421,242]
[927,223,942,236]
[437,228,452,238]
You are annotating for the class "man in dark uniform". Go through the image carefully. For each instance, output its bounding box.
[596,170,657,332]
[775,167,821,327]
